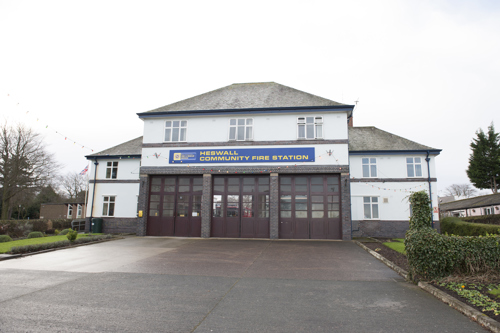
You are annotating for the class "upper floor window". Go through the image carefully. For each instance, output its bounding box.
[67,204,73,218]
[407,157,422,177]
[102,196,115,216]
[362,158,377,177]
[297,116,323,139]
[363,197,379,219]
[106,162,118,179]
[229,119,253,141]
[165,120,187,142]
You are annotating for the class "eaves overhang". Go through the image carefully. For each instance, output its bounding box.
[85,154,142,160]
[349,150,442,156]
[137,105,355,119]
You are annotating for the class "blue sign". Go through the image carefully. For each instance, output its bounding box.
[170,148,315,164]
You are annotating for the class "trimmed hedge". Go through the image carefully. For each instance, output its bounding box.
[0,219,72,238]
[9,234,112,254]
[460,214,500,226]
[405,227,500,280]
[441,217,500,236]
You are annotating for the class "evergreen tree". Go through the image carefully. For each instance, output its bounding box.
[466,123,500,193]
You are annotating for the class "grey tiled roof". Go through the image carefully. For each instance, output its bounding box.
[87,136,143,157]
[145,82,349,112]
[349,127,439,152]
[440,193,500,211]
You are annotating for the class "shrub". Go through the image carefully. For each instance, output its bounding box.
[405,227,500,280]
[32,220,48,232]
[54,229,60,235]
[10,240,70,254]
[408,191,432,230]
[51,220,72,230]
[460,215,500,226]
[0,235,13,243]
[66,229,78,242]
[45,228,55,235]
[9,234,112,254]
[59,229,71,235]
[441,217,500,236]
[73,234,112,245]
[27,231,44,239]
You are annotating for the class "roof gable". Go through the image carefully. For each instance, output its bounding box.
[145,82,349,113]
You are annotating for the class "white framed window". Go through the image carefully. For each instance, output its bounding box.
[106,161,118,179]
[362,158,377,177]
[67,204,73,218]
[363,197,379,219]
[229,118,253,141]
[297,116,323,139]
[77,204,82,218]
[165,120,187,142]
[102,196,116,216]
[484,207,492,215]
[407,157,422,177]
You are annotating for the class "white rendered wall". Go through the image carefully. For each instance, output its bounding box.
[86,183,140,218]
[351,182,439,221]
[349,154,437,179]
[85,158,141,218]
[350,153,439,222]
[142,112,348,144]
[91,159,141,180]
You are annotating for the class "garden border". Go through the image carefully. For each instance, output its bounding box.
[353,240,500,333]
[0,236,123,262]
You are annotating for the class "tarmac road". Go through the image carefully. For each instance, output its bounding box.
[0,237,488,332]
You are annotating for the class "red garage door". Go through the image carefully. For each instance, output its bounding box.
[279,175,341,239]
[211,176,270,238]
[147,176,202,237]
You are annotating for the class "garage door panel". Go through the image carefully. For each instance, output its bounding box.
[146,176,202,237]
[211,176,270,238]
[279,175,342,240]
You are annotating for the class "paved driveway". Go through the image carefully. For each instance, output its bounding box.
[0,238,486,332]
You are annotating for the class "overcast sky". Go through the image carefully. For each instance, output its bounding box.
[1,0,499,196]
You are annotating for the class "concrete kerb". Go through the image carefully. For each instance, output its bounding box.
[353,240,500,333]
[0,236,124,262]
[353,240,408,279]
[419,282,500,333]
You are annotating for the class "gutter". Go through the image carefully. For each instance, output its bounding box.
[88,158,98,234]
[425,151,434,228]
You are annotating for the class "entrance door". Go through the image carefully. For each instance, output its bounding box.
[279,175,341,239]
[211,176,270,238]
[146,176,202,237]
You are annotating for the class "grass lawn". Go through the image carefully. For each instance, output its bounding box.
[383,239,406,254]
[0,234,94,254]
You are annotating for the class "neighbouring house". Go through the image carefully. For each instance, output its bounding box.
[85,82,441,238]
[440,193,500,217]
[40,203,86,220]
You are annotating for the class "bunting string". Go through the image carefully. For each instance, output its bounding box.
[5,93,95,152]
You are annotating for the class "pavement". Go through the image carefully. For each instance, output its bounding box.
[0,237,489,332]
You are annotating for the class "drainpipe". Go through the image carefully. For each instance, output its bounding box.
[425,151,433,228]
[88,158,99,234]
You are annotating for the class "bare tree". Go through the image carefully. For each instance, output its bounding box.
[60,172,87,201]
[0,122,60,219]
[444,184,478,199]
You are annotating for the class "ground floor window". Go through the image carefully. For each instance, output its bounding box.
[102,196,115,216]
[363,197,379,219]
